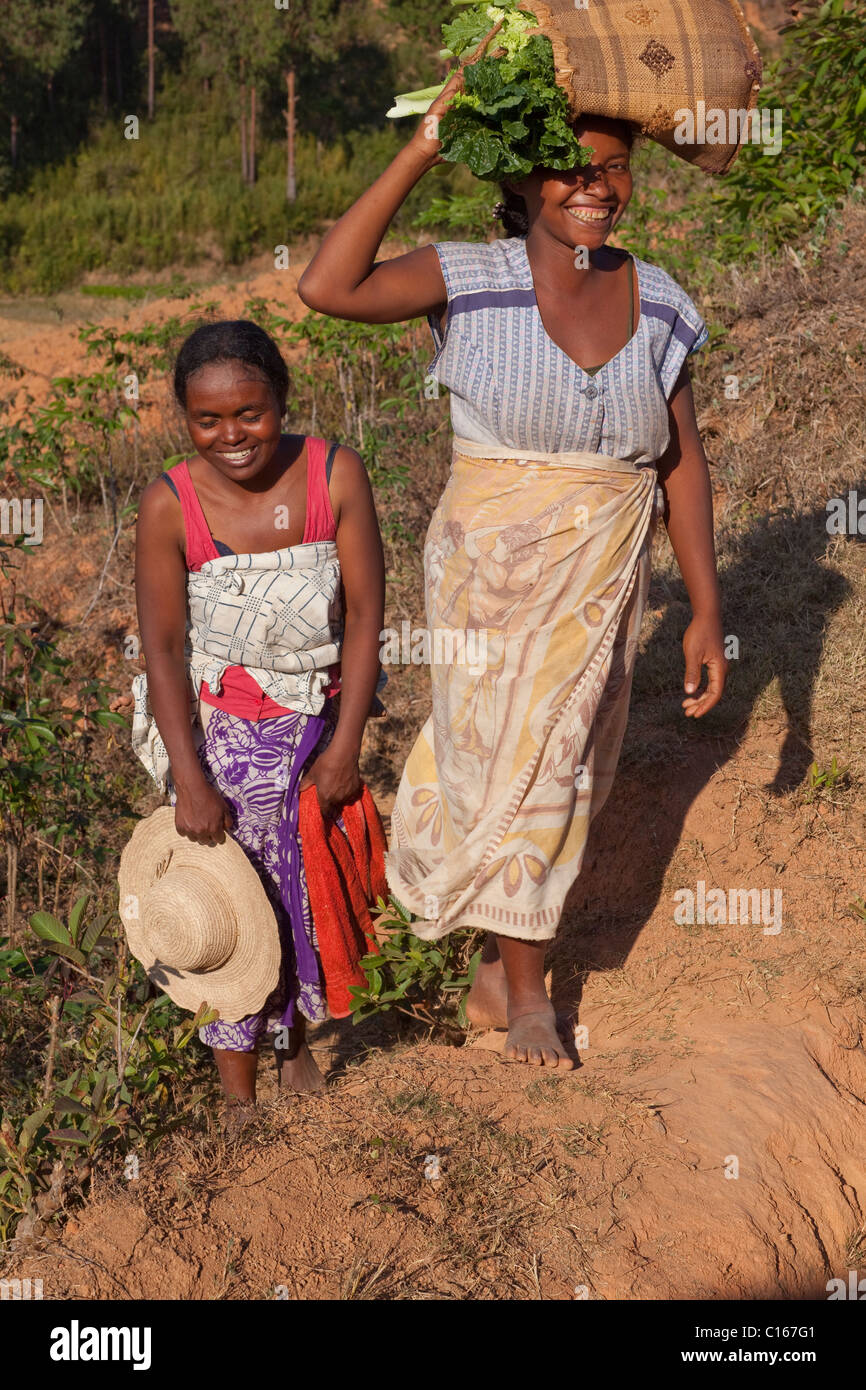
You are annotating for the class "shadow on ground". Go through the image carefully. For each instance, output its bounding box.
[549,491,860,1015]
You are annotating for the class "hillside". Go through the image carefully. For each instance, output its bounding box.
[2,194,864,1299]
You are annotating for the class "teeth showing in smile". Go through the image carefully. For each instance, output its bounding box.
[220,449,255,462]
[567,206,612,223]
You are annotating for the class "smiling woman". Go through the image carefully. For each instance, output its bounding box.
[297,80,727,1071]
[130,318,386,1123]
[173,321,290,491]
[494,118,638,240]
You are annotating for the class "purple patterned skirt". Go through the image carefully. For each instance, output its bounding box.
[170,700,335,1052]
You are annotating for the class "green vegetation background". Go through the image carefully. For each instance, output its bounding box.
[0,0,863,295]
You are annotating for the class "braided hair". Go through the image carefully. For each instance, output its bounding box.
[173,320,289,414]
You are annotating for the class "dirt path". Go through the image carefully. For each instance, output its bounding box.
[11,761,866,1300]
[8,715,864,1300]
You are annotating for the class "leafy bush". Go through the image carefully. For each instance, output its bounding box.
[694,0,866,263]
[0,540,129,942]
[0,897,216,1240]
[414,187,501,239]
[349,897,481,1030]
[0,111,469,294]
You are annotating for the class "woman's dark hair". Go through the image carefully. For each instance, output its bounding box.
[494,185,532,237]
[173,319,289,413]
[494,119,639,238]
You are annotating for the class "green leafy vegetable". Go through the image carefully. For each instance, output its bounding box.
[442,2,539,62]
[440,32,587,180]
[387,1,587,183]
[386,84,451,120]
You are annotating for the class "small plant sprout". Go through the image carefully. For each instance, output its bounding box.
[806,756,849,801]
[348,896,481,1030]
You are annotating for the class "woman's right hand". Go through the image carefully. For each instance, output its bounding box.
[174,778,234,846]
[408,68,465,164]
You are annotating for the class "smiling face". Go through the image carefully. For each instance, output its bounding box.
[510,117,634,253]
[183,359,285,483]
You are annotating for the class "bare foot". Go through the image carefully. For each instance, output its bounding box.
[279,1042,326,1092]
[465,956,509,1029]
[504,1005,575,1069]
[276,1023,326,1092]
[222,1098,257,1138]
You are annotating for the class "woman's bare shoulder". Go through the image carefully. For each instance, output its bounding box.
[136,473,184,546]
[328,444,366,487]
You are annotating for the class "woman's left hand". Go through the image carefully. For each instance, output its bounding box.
[681,615,728,718]
[299,745,361,819]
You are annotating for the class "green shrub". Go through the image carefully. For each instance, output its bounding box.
[0,898,216,1240]
[349,897,481,1030]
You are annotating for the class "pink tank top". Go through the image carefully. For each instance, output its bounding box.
[164,437,340,721]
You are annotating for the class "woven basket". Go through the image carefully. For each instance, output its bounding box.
[523,0,763,174]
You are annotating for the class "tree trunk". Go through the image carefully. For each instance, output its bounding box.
[99,18,109,113]
[115,28,123,103]
[249,85,257,186]
[240,79,248,182]
[286,69,296,202]
[147,0,155,120]
[10,113,18,167]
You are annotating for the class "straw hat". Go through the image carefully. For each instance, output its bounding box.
[118,807,280,1023]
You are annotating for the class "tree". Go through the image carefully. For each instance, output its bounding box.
[147,0,155,118]
[0,0,90,170]
[171,0,371,190]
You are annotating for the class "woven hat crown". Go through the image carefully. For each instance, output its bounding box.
[142,866,238,973]
[118,807,281,1023]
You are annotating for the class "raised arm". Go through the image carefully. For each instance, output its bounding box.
[297,79,465,325]
[135,480,233,843]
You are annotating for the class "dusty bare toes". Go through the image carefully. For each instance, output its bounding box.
[279,1042,326,1093]
[505,1009,576,1069]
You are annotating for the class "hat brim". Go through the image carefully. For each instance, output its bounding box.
[118,807,281,1024]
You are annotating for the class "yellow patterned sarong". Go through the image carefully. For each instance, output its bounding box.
[384,438,660,942]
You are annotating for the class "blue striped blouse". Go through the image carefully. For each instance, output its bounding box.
[427,237,708,464]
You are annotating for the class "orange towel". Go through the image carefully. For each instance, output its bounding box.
[299,784,387,1018]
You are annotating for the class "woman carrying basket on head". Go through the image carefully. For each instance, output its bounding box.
[298,76,727,1069]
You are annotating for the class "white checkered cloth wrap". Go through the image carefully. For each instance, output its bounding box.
[131,541,343,790]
